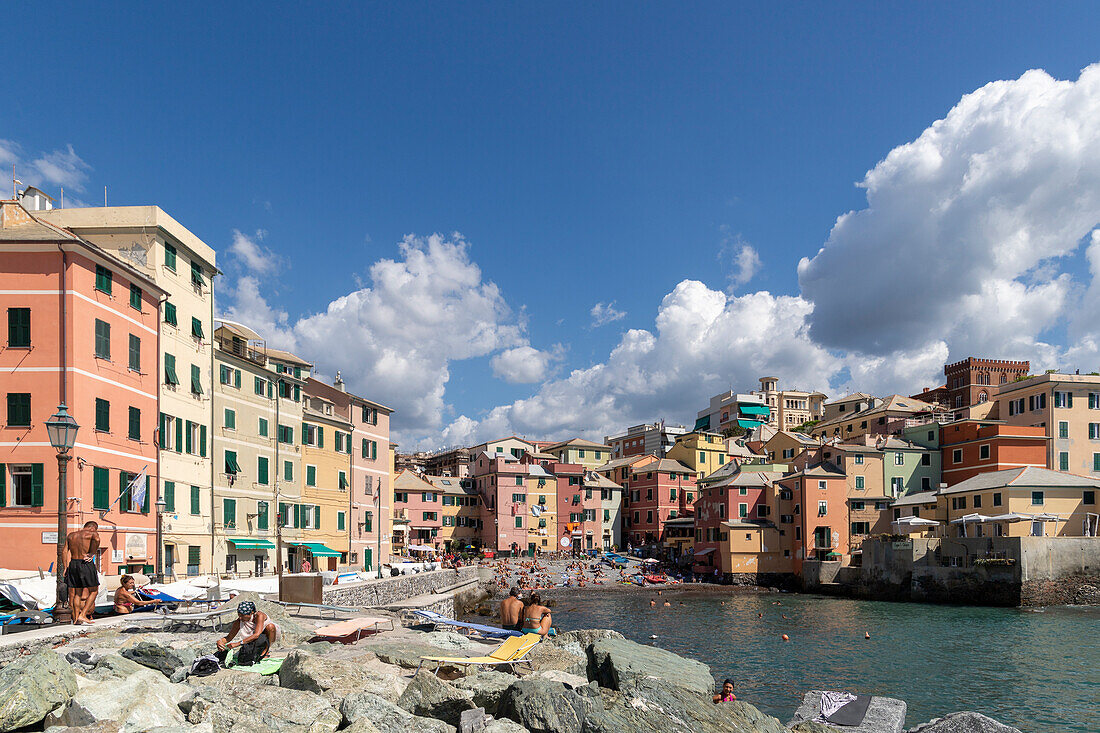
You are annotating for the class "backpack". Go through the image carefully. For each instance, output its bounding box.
[189,654,221,677]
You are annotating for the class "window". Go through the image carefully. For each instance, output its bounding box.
[738,503,748,517]
[191,261,204,288]
[364,511,373,532]
[335,431,344,453]
[128,283,143,311]
[1085,490,1096,505]
[6,464,44,507]
[514,475,523,486]
[191,317,204,340]
[1054,391,1073,409]
[254,376,266,395]
[223,498,236,529]
[8,308,30,347]
[1094,453,1100,472]
[853,454,864,465]
[95,398,110,432]
[284,461,293,482]
[851,500,865,510]
[277,424,294,444]
[1031,491,1044,505]
[855,476,864,490]
[893,452,903,466]
[646,510,653,523]
[979,444,990,460]
[6,393,30,427]
[922,477,931,490]
[511,493,525,503]
[920,453,931,467]
[94,319,111,359]
[219,365,232,384]
[128,407,141,440]
[338,511,346,531]
[363,439,377,460]
[818,500,827,516]
[1059,421,1069,439]
[224,450,241,476]
[514,516,522,528]
[224,408,235,430]
[1060,452,1069,471]
[164,353,179,385]
[1090,424,1100,440]
[953,449,963,464]
[306,465,316,486]
[818,480,827,490]
[94,265,113,294]
[339,471,348,491]
[258,417,268,437]
[973,494,983,509]
[190,364,202,395]
[191,486,201,515]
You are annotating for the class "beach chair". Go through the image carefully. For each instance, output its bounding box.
[411,609,522,639]
[156,606,237,632]
[270,600,359,619]
[418,632,542,674]
[312,616,396,644]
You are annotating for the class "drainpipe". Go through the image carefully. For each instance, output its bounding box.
[209,271,217,574]
[156,294,167,581]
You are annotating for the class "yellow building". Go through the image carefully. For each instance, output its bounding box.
[526,465,558,554]
[544,438,611,470]
[996,372,1100,477]
[666,431,730,480]
[763,430,821,463]
[889,490,945,538]
[942,466,1099,538]
[425,475,481,552]
[721,521,791,575]
[299,384,354,570]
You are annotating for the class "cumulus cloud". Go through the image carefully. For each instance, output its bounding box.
[230,229,280,275]
[589,301,626,328]
[491,345,558,384]
[798,65,1100,372]
[443,281,841,445]
[1,139,91,197]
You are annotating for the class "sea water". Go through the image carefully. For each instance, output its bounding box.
[549,587,1100,732]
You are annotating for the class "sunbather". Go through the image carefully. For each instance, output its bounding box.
[113,575,158,614]
[521,593,553,637]
[215,601,280,665]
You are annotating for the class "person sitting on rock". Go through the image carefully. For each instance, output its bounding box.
[113,574,158,614]
[521,593,554,637]
[215,601,280,665]
[713,679,737,704]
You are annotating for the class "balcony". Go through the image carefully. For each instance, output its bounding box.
[217,336,267,366]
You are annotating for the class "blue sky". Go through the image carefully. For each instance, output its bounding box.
[5,3,1100,447]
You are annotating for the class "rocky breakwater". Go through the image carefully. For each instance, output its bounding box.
[0,614,1025,733]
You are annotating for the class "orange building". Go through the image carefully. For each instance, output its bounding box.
[775,463,849,573]
[1,200,166,574]
[940,420,1048,487]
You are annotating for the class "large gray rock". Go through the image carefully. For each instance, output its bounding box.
[44,723,123,733]
[0,649,79,731]
[397,669,477,726]
[341,691,457,733]
[789,691,907,733]
[585,688,787,733]
[548,629,625,649]
[120,638,201,677]
[906,711,1023,733]
[495,677,597,733]
[453,670,520,715]
[524,643,587,676]
[279,650,407,701]
[482,720,528,733]
[187,679,341,732]
[358,640,452,669]
[45,668,191,732]
[82,653,149,681]
[791,722,842,733]
[586,637,713,696]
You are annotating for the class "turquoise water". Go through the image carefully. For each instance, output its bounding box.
[547,587,1100,732]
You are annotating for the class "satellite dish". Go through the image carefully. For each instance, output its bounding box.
[560,536,571,548]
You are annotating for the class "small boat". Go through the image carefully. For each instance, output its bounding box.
[643,574,667,584]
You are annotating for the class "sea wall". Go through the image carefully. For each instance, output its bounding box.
[322,566,479,609]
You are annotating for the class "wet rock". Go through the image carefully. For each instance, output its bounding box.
[586,637,713,697]
[341,691,457,733]
[453,670,516,715]
[187,680,341,732]
[789,691,906,733]
[0,649,80,731]
[279,650,407,701]
[905,711,1023,733]
[45,668,191,732]
[397,669,477,726]
[120,638,202,678]
[495,677,595,733]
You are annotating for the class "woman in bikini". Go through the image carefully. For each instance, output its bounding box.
[113,575,158,614]
[521,592,553,636]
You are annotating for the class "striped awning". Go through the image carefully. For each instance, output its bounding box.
[296,542,341,557]
[228,539,275,549]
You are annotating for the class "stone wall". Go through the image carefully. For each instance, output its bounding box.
[724,572,797,589]
[322,566,479,609]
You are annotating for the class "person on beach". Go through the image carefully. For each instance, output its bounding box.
[216,601,280,665]
[64,521,101,625]
[500,587,524,631]
[522,593,553,636]
[713,679,737,703]
[113,574,158,614]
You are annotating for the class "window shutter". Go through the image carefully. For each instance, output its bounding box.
[0,463,5,507]
[258,502,269,530]
[258,457,269,485]
[200,424,207,457]
[362,439,367,459]
[314,505,321,529]
[142,478,150,512]
[175,417,183,453]
[95,398,110,432]
[294,384,300,402]
[92,467,109,509]
[128,407,141,441]
[293,504,301,528]
[279,502,288,527]
[119,471,129,512]
[163,481,175,512]
[318,427,324,448]
[338,512,345,531]
[234,369,241,388]
[185,421,194,454]
[191,485,200,515]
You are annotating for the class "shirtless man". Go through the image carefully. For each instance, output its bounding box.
[499,587,524,631]
[63,521,101,624]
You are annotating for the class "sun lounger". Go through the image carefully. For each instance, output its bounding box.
[412,609,522,639]
[270,600,359,619]
[418,632,542,674]
[312,616,395,643]
[0,609,52,628]
[156,606,237,632]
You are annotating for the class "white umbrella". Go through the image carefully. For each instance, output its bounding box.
[1032,513,1061,522]
[891,516,940,533]
[986,513,1034,523]
[950,513,992,524]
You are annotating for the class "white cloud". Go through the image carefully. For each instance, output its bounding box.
[798,65,1100,375]
[590,301,626,327]
[491,345,556,384]
[719,229,762,289]
[1,139,92,197]
[229,229,280,275]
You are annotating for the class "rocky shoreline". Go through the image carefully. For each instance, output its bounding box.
[0,594,1024,733]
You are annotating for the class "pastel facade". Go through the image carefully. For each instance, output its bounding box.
[604,422,687,460]
[348,392,392,570]
[554,462,597,552]
[300,378,354,569]
[588,471,622,550]
[527,465,558,553]
[693,470,780,572]
[666,431,730,480]
[995,373,1100,478]
[1,200,165,574]
[809,394,946,442]
[694,390,770,434]
[472,451,529,554]
[763,430,820,463]
[42,205,217,577]
[544,438,611,470]
[622,458,696,548]
[940,420,1048,487]
[425,475,480,551]
[775,464,850,572]
[754,376,826,430]
[393,469,443,550]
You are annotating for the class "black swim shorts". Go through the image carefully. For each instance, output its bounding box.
[64,559,99,589]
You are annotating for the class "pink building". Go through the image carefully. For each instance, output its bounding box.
[1,199,165,574]
[693,469,780,573]
[622,458,696,549]
[392,469,443,551]
[554,462,601,552]
[472,451,529,554]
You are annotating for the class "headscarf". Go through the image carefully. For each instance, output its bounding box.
[236,601,257,615]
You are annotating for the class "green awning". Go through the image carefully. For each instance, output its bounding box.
[694,415,711,431]
[229,539,275,549]
[225,455,242,474]
[735,419,761,429]
[297,542,341,557]
[739,404,770,416]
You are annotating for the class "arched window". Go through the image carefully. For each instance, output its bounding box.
[978,391,988,403]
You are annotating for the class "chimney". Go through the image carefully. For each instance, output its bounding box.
[333,370,345,392]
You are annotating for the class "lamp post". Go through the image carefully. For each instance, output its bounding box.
[45,403,79,625]
[155,496,167,582]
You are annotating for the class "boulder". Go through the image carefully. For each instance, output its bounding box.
[789,691,907,733]
[791,722,842,733]
[82,654,149,681]
[586,637,713,697]
[584,688,787,733]
[341,691,457,733]
[548,629,624,649]
[905,711,1023,733]
[420,631,485,651]
[279,650,407,701]
[120,639,201,677]
[186,680,341,732]
[44,723,123,733]
[397,669,477,726]
[482,720,528,733]
[526,670,589,689]
[357,640,449,669]
[453,670,516,715]
[0,650,80,731]
[345,720,384,733]
[45,668,191,732]
[495,677,596,733]
[524,643,587,677]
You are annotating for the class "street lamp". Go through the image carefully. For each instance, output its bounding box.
[45,403,79,624]
[155,495,167,582]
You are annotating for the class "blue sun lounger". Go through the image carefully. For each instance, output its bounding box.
[412,609,522,639]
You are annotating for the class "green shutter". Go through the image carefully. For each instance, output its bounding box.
[164,353,179,384]
[8,308,31,347]
[258,457,269,485]
[142,476,150,512]
[0,464,6,506]
[224,409,235,430]
[185,420,194,454]
[163,480,175,512]
[318,427,324,448]
[293,504,301,528]
[224,498,235,528]
[130,284,142,310]
[191,364,202,394]
[30,463,44,507]
[95,265,112,294]
[164,301,177,326]
[234,369,241,388]
[258,501,269,530]
[314,505,321,529]
[362,439,368,459]
[279,502,288,527]
[95,398,110,432]
[164,242,177,270]
[335,432,342,453]
[191,261,204,286]
[294,384,300,402]
[93,467,109,509]
[175,417,183,454]
[119,471,130,512]
[258,418,268,437]
[191,485,200,515]
[200,424,207,457]
[191,317,204,340]
[128,334,141,372]
[337,512,345,531]
[188,545,201,565]
[225,450,240,474]
[128,406,141,440]
[364,511,372,532]
[284,461,292,482]
[306,465,316,486]
[94,319,110,359]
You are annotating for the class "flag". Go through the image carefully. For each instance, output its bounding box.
[128,469,147,512]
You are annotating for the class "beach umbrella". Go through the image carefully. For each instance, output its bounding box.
[950,513,992,524]
[986,513,1034,523]
[891,516,940,533]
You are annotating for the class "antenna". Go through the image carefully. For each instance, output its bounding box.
[60,187,64,208]
[104,186,108,207]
